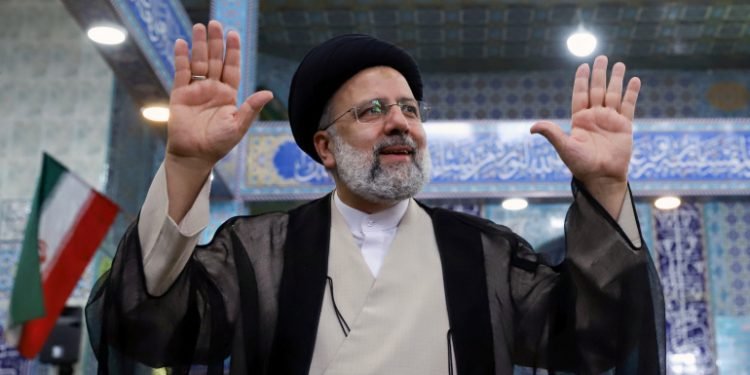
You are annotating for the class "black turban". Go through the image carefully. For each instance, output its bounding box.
[288,34,423,163]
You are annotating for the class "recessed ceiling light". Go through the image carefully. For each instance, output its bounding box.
[654,196,681,210]
[87,25,127,45]
[566,30,597,57]
[502,198,528,211]
[141,105,169,123]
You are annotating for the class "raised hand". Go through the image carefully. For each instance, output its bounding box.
[165,21,273,222]
[168,21,273,171]
[530,56,640,218]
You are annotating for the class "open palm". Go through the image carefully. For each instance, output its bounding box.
[167,21,273,171]
[531,56,640,213]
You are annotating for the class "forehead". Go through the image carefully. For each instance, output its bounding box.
[331,66,414,107]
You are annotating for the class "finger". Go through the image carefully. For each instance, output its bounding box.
[222,30,241,90]
[571,63,590,114]
[605,62,626,110]
[207,20,225,80]
[621,77,641,121]
[589,55,608,107]
[530,120,569,156]
[190,24,208,77]
[173,39,191,89]
[237,90,275,132]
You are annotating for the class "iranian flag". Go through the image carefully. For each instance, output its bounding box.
[7,153,118,358]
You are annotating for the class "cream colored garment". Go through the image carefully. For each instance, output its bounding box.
[333,192,408,276]
[138,162,641,296]
[309,199,454,375]
[139,163,210,296]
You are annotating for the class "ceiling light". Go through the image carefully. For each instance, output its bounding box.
[87,25,127,45]
[654,196,681,210]
[549,217,565,229]
[502,198,528,211]
[566,29,597,57]
[141,105,169,122]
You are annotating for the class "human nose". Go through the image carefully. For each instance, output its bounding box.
[382,103,410,134]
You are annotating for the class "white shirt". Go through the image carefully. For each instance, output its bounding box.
[333,192,409,277]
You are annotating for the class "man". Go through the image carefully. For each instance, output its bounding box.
[87,21,665,374]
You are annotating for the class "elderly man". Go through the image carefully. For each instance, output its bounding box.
[87,21,664,375]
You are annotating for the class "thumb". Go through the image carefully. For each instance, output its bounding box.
[530,120,568,152]
[237,90,274,131]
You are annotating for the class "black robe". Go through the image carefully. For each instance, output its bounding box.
[86,182,665,374]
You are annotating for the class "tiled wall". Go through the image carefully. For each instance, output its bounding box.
[654,202,717,374]
[421,69,750,120]
[704,201,750,375]
[257,55,750,120]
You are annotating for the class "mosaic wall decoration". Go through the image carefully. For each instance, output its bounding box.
[654,202,716,375]
[113,0,192,90]
[703,200,750,375]
[213,0,258,104]
[257,54,750,121]
[704,201,750,317]
[239,119,750,200]
[420,70,750,120]
[426,71,682,120]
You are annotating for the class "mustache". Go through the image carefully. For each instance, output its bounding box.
[369,135,423,181]
[372,134,418,153]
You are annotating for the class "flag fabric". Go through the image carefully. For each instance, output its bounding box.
[7,153,118,358]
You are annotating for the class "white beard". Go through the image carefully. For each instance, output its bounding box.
[330,130,431,204]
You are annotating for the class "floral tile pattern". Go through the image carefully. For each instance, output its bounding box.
[654,202,716,375]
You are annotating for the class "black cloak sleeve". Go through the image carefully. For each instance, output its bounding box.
[510,180,666,374]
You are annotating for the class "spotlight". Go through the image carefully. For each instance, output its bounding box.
[141,105,170,123]
[86,25,127,45]
[502,198,528,211]
[566,29,597,57]
[654,196,681,210]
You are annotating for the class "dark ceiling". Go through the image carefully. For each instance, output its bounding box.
[181,1,750,72]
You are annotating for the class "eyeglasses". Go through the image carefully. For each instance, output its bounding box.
[321,98,430,130]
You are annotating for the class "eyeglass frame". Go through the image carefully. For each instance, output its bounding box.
[319,97,430,130]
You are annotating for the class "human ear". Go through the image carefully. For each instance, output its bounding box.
[313,130,336,169]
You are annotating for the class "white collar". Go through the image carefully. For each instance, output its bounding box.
[333,191,409,233]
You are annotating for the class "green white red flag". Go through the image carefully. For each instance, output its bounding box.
[7,153,118,358]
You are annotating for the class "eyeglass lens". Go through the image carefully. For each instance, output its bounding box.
[354,99,427,123]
